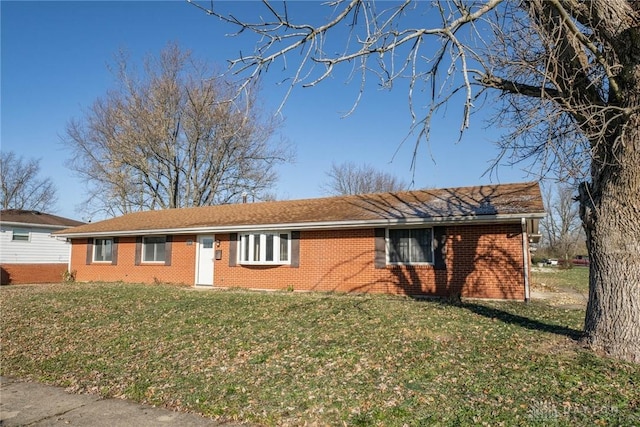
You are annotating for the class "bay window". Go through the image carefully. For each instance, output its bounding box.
[240,232,290,265]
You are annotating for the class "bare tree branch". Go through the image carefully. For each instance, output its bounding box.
[0,151,58,211]
[63,43,292,217]
[191,0,640,362]
[321,161,409,196]
[540,183,585,259]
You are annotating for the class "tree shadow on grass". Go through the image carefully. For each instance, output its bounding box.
[447,300,583,340]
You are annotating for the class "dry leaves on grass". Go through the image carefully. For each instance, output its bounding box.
[1,282,638,426]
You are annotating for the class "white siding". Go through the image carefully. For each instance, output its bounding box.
[0,225,71,264]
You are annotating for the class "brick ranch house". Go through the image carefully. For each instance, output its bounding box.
[54,182,544,300]
[1,210,84,284]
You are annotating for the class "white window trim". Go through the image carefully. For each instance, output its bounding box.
[142,236,166,263]
[93,238,113,263]
[386,227,434,266]
[11,228,30,242]
[238,231,291,266]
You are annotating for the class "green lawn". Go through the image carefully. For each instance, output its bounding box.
[532,266,590,293]
[1,282,637,426]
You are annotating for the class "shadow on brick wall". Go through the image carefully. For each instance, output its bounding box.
[1,267,10,285]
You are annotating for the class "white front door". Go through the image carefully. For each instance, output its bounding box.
[196,235,215,286]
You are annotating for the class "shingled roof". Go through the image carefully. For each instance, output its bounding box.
[1,210,84,229]
[55,182,544,237]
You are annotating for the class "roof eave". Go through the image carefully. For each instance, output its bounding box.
[55,212,546,238]
[1,221,75,230]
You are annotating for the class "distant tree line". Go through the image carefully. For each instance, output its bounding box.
[537,183,586,262]
[321,161,408,196]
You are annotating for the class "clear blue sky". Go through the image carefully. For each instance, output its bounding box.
[2,1,536,221]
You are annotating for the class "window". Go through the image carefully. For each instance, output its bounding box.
[94,238,113,262]
[239,232,290,265]
[143,236,166,262]
[388,228,433,264]
[279,233,289,261]
[202,238,214,249]
[12,228,30,241]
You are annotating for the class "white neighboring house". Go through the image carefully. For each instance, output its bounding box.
[0,210,84,284]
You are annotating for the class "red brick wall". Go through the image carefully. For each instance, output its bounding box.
[71,236,197,285]
[69,223,526,299]
[215,225,525,299]
[443,224,526,299]
[0,263,68,284]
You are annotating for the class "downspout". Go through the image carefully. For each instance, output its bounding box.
[66,238,72,274]
[521,218,530,302]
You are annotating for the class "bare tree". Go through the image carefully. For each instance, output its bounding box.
[191,1,640,362]
[0,151,57,211]
[322,161,408,195]
[63,43,292,217]
[540,184,584,261]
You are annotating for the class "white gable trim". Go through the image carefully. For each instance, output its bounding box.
[1,221,73,230]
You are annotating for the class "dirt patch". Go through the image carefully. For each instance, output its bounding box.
[530,281,588,310]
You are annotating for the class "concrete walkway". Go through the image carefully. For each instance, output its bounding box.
[0,376,245,426]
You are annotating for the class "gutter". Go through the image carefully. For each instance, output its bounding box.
[1,221,76,230]
[521,217,531,302]
[54,212,546,238]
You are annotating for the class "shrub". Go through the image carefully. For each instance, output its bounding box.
[558,259,574,270]
[62,269,77,283]
[531,256,546,265]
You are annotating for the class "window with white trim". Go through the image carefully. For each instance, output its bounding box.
[12,228,30,241]
[388,228,433,264]
[93,238,113,262]
[143,236,166,262]
[239,232,290,265]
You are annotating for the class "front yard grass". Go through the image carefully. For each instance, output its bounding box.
[1,282,638,426]
[531,265,589,294]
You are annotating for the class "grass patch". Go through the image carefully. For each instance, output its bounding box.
[532,266,589,293]
[2,282,638,426]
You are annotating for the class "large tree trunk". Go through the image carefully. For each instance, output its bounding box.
[581,114,640,364]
